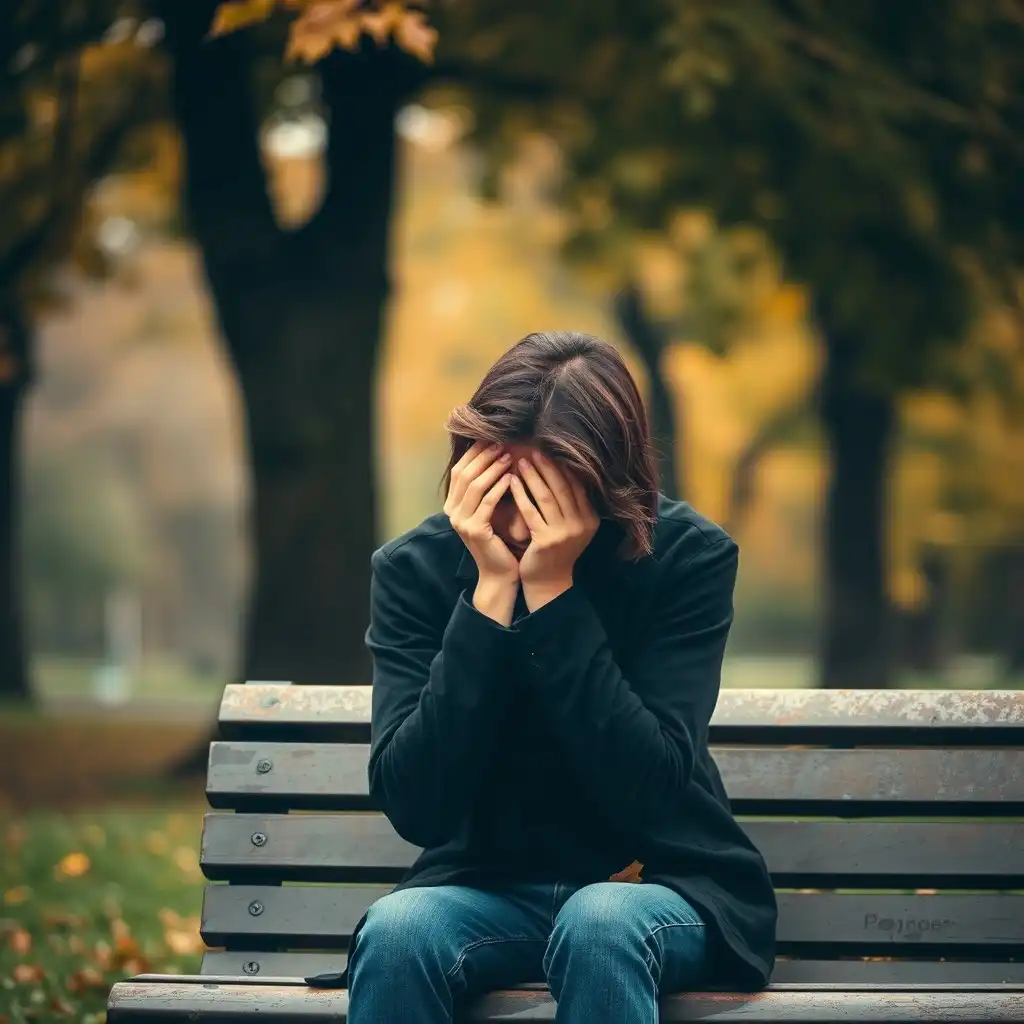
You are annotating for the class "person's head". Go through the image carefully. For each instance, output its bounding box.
[443,331,659,559]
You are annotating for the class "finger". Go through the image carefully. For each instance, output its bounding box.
[470,472,512,522]
[460,451,512,515]
[517,457,562,524]
[509,474,546,532]
[568,476,598,524]
[449,443,500,507]
[532,452,578,518]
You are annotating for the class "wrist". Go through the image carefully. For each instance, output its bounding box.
[522,576,573,612]
[473,575,519,627]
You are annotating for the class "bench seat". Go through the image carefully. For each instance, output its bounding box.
[107,685,1024,1022]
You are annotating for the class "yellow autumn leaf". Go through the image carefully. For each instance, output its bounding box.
[362,2,404,45]
[54,851,91,879]
[286,0,361,62]
[395,8,437,63]
[209,0,276,38]
[3,885,31,905]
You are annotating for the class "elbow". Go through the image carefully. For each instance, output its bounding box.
[368,757,450,850]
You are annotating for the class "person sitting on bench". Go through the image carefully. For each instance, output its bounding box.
[314,331,778,1022]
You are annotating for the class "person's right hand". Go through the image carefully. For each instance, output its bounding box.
[444,443,519,585]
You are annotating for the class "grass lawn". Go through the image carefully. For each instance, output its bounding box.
[1,804,206,1023]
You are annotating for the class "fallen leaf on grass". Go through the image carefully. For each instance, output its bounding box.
[93,940,112,968]
[145,831,168,855]
[67,966,106,993]
[50,997,74,1016]
[173,847,201,878]
[67,935,86,955]
[12,964,44,984]
[81,1012,106,1024]
[43,910,85,929]
[54,852,90,880]
[164,927,204,956]
[121,956,151,976]
[3,886,30,906]
[9,928,32,955]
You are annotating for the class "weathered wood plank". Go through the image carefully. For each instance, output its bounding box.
[201,885,1024,951]
[200,814,1024,887]
[106,978,1024,1022]
[206,742,1024,812]
[199,951,1024,986]
[219,685,1024,744]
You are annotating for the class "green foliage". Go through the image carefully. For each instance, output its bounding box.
[439,0,1024,391]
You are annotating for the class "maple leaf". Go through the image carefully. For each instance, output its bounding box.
[395,9,437,64]
[286,0,361,62]
[362,2,404,46]
[209,0,276,38]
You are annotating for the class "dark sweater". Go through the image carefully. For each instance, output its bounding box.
[347,495,776,990]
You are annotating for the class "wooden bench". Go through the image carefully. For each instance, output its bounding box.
[108,684,1024,1021]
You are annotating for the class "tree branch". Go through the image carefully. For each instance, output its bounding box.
[160,1,281,273]
[0,84,157,296]
[775,16,1024,159]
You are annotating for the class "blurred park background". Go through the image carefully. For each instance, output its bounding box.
[1,1,1023,1018]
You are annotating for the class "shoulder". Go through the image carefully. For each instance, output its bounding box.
[652,494,738,580]
[373,512,462,579]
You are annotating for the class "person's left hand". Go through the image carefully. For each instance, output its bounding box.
[509,452,600,610]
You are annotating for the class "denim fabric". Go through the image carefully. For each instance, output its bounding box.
[346,881,707,1023]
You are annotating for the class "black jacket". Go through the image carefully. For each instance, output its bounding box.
[361,494,776,990]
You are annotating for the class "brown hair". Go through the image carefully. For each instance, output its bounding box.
[443,331,659,558]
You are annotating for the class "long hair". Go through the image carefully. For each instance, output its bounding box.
[443,331,659,558]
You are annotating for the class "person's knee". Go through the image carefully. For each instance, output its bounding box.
[545,884,647,978]
[351,888,452,977]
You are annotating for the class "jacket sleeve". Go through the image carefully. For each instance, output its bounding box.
[516,535,738,834]
[366,546,515,849]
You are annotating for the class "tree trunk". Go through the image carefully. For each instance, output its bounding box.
[0,305,30,702]
[818,314,896,689]
[614,283,682,499]
[164,9,409,691]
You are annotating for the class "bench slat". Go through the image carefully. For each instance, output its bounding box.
[219,686,1024,745]
[199,951,1024,985]
[200,885,1024,952]
[105,978,1024,1022]
[206,743,1024,812]
[200,814,1024,887]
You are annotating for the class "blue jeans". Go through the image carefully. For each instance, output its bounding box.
[346,881,707,1023]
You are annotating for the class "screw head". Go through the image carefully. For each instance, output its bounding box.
[251,831,267,847]
[256,758,273,774]
[248,900,263,916]
[243,961,260,975]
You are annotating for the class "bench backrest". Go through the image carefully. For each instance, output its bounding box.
[198,684,1024,985]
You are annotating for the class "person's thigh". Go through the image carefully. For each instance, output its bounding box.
[550,881,708,992]
[350,884,552,999]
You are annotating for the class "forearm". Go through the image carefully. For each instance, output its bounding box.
[368,592,515,847]
[473,576,518,626]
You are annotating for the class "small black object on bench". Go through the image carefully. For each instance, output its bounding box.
[108,684,1024,1021]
